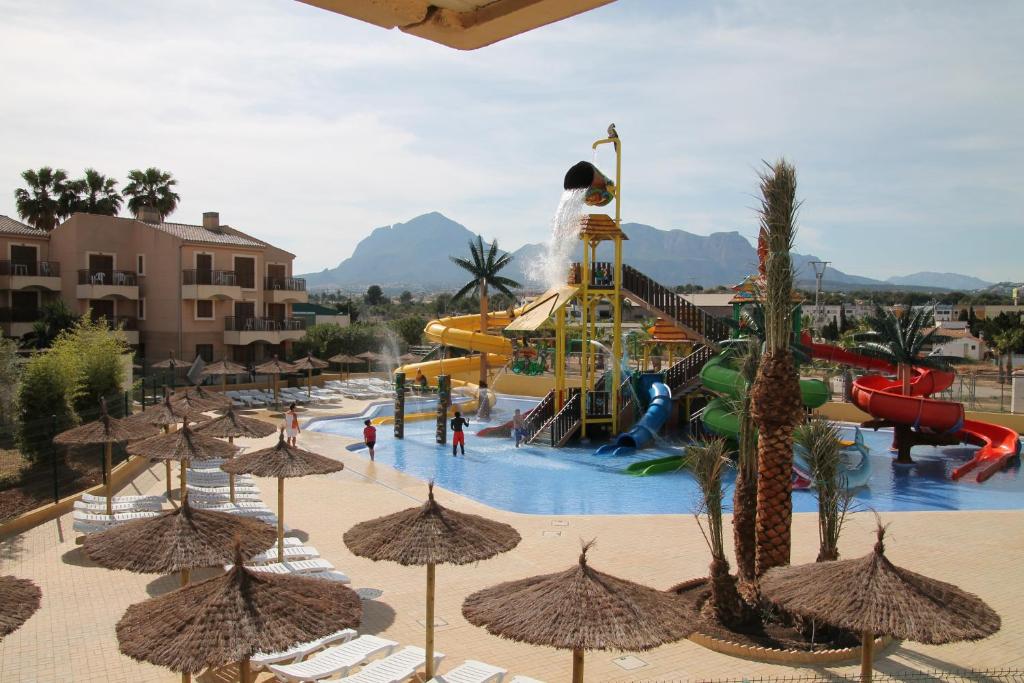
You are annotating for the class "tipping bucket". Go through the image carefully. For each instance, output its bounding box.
[563,161,615,207]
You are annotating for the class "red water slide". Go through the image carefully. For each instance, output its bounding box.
[804,334,1021,482]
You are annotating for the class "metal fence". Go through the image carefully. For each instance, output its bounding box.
[0,392,133,520]
[697,669,1024,682]
[816,368,1018,415]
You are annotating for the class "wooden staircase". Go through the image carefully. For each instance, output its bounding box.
[621,265,732,346]
[530,390,582,447]
[664,346,715,395]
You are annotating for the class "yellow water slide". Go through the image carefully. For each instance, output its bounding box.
[396,311,514,385]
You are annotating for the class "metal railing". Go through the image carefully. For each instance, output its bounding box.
[224,316,306,332]
[182,269,237,286]
[77,269,139,286]
[521,390,555,443]
[621,264,731,342]
[111,316,138,331]
[665,345,714,392]
[0,260,60,277]
[568,261,616,289]
[263,276,306,292]
[0,307,40,323]
[549,389,581,446]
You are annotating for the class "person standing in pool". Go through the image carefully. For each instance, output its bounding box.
[363,419,377,461]
[450,411,469,456]
[512,408,526,448]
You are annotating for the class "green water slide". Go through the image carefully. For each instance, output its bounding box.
[700,351,829,440]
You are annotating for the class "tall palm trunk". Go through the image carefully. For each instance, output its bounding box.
[479,278,488,385]
[891,362,914,463]
[733,345,759,587]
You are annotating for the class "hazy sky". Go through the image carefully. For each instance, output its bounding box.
[1,0,1021,281]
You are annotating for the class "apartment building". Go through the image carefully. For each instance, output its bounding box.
[34,208,307,364]
[0,216,63,339]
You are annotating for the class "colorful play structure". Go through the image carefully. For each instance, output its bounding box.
[394,128,1020,485]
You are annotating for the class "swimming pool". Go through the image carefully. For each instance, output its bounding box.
[306,395,1024,515]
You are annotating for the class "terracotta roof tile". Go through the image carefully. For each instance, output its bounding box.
[141,220,266,248]
[0,215,49,238]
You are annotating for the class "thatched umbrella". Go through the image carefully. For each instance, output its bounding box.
[116,544,362,683]
[200,357,248,394]
[254,356,296,407]
[169,390,224,414]
[356,350,383,373]
[463,541,695,683]
[344,482,521,679]
[760,524,1001,682]
[0,576,42,638]
[124,394,208,496]
[53,400,158,514]
[193,408,277,502]
[152,351,184,389]
[398,352,421,364]
[83,500,276,586]
[291,353,329,399]
[174,383,232,411]
[328,353,362,379]
[222,433,343,563]
[128,422,238,502]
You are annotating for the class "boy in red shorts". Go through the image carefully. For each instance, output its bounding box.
[450,411,469,456]
[363,419,377,461]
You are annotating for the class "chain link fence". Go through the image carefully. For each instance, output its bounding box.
[0,391,133,523]
[698,670,1024,682]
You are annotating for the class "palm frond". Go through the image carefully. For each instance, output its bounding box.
[449,280,477,304]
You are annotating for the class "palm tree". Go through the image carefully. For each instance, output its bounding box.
[855,306,950,395]
[793,417,851,562]
[123,167,180,220]
[67,169,122,216]
[992,328,1023,385]
[730,338,759,587]
[14,167,73,231]
[688,438,745,626]
[450,236,520,384]
[749,160,805,577]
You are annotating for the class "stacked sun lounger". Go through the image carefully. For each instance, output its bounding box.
[72,508,161,534]
[267,640,441,683]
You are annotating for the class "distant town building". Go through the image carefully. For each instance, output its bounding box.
[292,302,350,328]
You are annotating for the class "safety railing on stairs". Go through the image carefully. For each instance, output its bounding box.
[549,389,582,447]
[621,265,731,343]
[665,346,715,393]
[521,390,555,443]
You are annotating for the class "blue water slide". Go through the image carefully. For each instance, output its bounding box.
[594,382,672,456]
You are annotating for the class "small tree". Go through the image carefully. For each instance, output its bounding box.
[48,316,128,415]
[18,351,76,462]
[20,299,79,349]
[794,418,852,562]
[365,285,385,306]
[399,290,414,306]
[389,316,427,348]
[0,338,21,430]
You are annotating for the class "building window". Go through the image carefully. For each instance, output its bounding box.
[138,298,146,320]
[137,254,145,275]
[235,256,255,289]
[196,300,214,319]
[196,344,214,362]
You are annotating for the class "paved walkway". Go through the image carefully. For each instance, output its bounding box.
[2,403,1022,681]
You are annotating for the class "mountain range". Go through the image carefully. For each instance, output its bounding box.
[300,212,992,293]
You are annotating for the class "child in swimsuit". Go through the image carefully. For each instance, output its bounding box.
[363,419,377,461]
[450,411,469,456]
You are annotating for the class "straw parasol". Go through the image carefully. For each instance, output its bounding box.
[328,353,362,379]
[116,544,362,683]
[344,482,521,679]
[193,408,277,502]
[356,350,383,373]
[463,541,695,683]
[254,355,296,406]
[398,352,421,364]
[169,389,225,414]
[175,384,233,410]
[290,353,329,399]
[83,500,276,586]
[760,523,1001,682]
[0,576,42,638]
[152,352,185,388]
[128,422,238,502]
[222,433,343,563]
[53,400,158,514]
[200,357,248,394]
[124,394,209,496]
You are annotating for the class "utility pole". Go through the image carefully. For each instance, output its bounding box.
[809,261,830,334]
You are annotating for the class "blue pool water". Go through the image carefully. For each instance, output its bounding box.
[306,395,1023,515]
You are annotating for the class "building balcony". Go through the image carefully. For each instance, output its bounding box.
[223,317,305,346]
[0,261,61,291]
[263,276,308,304]
[77,270,140,300]
[0,306,39,338]
[110,316,140,345]
[182,269,241,300]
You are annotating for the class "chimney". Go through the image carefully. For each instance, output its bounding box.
[203,212,220,229]
[137,205,161,223]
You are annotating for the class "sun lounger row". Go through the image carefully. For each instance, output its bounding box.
[186,470,254,487]
[75,493,165,514]
[72,509,161,534]
[268,638,441,683]
[427,660,507,683]
[225,557,349,584]
[247,544,320,565]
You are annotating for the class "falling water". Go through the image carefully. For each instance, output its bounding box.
[381,328,402,376]
[529,188,587,290]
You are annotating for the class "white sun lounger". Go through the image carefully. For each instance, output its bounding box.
[189,500,270,512]
[188,470,254,484]
[337,646,444,683]
[74,499,164,513]
[185,487,263,502]
[186,480,259,494]
[72,509,160,533]
[80,493,164,508]
[252,628,358,670]
[428,660,507,683]
[507,677,544,683]
[229,558,334,575]
[247,545,321,565]
[267,635,399,682]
